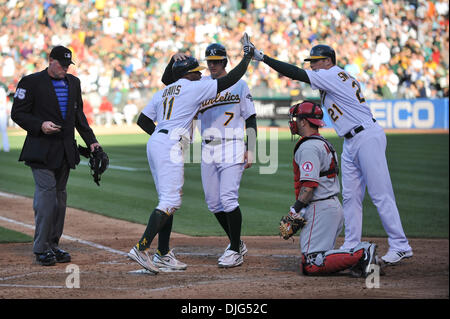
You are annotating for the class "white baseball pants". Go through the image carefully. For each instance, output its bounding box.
[147,131,184,214]
[340,122,411,252]
[201,140,245,213]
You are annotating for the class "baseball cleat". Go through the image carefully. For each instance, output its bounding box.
[128,246,159,274]
[153,249,187,270]
[361,243,377,278]
[52,248,71,263]
[218,250,243,268]
[35,251,56,266]
[218,241,247,262]
[381,250,413,264]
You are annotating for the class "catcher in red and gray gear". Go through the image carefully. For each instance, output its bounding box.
[282,100,380,277]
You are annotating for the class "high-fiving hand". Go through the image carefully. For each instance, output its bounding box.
[241,32,255,56]
[241,32,264,61]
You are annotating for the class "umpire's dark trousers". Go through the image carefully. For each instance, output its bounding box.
[31,161,70,254]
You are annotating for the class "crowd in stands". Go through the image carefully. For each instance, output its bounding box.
[0,0,448,126]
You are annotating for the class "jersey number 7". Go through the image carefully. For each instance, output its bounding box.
[224,112,234,126]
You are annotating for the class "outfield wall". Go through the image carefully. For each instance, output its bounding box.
[348,98,449,129]
[254,98,449,130]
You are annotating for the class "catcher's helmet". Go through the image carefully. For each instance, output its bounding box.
[289,101,324,134]
[205,43,228,67]
[172,56,206,80]
[304,44,336,65]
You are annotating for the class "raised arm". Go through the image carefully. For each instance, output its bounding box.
[262,55,311,84]
[161,53,190,85]
[216,52,253,93]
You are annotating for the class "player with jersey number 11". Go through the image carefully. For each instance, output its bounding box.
[127,33,256,274]
[161,42,257,269]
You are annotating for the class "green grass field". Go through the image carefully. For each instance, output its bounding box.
[0,130,448,239]
[0,226,33,243]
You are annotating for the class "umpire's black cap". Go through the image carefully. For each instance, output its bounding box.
[50,45,75,67]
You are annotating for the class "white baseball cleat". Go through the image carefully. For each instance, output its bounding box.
[218,250,243,268]
[381,250,413,264]
[219,240,247,262]
[128,246,159,274]
[153,249,187,270]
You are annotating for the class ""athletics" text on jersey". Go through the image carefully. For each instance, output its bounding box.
[200,92,241,109]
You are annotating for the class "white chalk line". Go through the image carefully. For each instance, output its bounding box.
[0,215,127,257]
[79,160,288,171]
[0,205,252,292]
[0,191,294,293]
[0,211,292,261]
[0,283,67,289]
[0,191,21,198]
[0,214,229,260]
[79,160,147,172]
[0,191,127,256]
[0,279,245,291]
[0,271,48,282]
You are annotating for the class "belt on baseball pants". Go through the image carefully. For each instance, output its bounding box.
[344,118,376,139]
[158,129,183,141]
[204,138,240,145]
[310,194,338,203]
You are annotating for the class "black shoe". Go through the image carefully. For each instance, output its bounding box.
[52,248,71,263]
[35,251,56,266]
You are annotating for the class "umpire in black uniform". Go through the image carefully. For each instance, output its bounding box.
[11,45,101,266]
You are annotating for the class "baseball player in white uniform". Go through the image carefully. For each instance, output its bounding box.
[248,43,412,264]
[286,100,378,276]
[199,43,256,268]
[161,43,257,268]
[0,85,10,152]
[127,39,255,274]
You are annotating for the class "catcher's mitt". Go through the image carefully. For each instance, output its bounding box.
[279,210,307,240]
[78,145,109,186]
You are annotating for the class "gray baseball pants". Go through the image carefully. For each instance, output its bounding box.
[31,162,70,254]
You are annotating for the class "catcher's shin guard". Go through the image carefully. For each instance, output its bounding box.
[302,248,364,275]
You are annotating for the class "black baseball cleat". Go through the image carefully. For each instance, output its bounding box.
[362,243,377,277]
[35,251,56,266]
[52,248,71,263]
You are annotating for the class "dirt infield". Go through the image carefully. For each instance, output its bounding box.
[0,193,448,300]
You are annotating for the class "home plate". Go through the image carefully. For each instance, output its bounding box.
[128,268,185,275]
[128,269,157,275]
[158,267,186,273]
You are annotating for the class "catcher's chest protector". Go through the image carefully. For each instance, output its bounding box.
[292,135,339,198]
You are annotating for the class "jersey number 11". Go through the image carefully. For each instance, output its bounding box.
[163,97,175,120]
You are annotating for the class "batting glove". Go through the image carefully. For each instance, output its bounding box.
[241,32,255,56]
[253,49,264,61]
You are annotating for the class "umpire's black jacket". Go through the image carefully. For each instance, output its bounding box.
[11,68,98,169]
